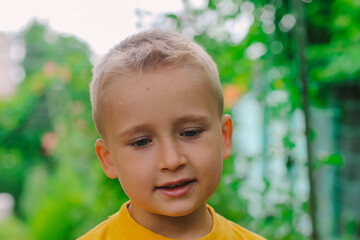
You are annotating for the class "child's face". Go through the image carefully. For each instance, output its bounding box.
[95,67,232,219]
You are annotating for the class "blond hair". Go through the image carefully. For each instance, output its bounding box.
[90,29,223,138]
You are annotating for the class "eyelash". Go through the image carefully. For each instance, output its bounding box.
[129,129,203,149]
[130,138,152,148]
[180,129,203,138]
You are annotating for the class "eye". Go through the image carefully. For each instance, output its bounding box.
[180,129,202,138]
[131,138,152,148]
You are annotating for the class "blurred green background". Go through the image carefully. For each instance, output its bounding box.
[0,0,359,239]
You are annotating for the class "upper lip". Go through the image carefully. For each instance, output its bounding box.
[156,178,196,189]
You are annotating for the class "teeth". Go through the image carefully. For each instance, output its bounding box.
[162,181,190,189]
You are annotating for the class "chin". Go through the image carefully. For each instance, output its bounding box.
[157,201,204,218]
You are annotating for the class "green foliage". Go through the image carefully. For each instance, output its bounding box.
[306,0,360,110]
[0,216,26,240]
[314,153,343,170]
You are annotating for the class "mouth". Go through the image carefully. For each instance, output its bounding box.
[156,179,196,190]
[155,179,196,198]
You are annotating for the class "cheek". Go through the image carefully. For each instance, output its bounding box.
[207,133,224,177]
[196,150,223,196]
[118,170,149,200]
[115,158,155,194]
[195,135,223,175]
[205,131,224,160]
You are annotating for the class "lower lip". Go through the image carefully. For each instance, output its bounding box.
[157,181,195,198]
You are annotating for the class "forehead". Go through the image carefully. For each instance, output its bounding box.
[100,67,219,135]
[104,66,215,104]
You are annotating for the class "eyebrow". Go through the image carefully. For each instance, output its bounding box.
[117,114,211,139]
[173,114,211,126]
[117,124,153,139]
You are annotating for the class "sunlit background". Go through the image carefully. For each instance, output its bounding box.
[0,0,359,239]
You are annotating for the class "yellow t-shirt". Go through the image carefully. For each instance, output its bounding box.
[78,202,265,240]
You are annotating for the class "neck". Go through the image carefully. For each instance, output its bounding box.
[128,203,213,240]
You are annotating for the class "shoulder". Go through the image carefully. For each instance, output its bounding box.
[77,218,110,240]
[226,219,266,240]
[76,207,126,240]
[77,202,132,240]
[208,205,266,240]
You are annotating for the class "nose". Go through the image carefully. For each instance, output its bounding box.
[158,138,187,171]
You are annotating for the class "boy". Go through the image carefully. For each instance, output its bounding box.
[79,29,265,240]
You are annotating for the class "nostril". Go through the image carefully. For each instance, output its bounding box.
[176,163,185,170]
[161,163,185,172]
[158,141,187,171]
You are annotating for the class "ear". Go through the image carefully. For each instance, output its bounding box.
[221,114,233,160]
[95,139,118,179]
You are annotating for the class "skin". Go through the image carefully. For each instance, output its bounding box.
[95,67,233,239]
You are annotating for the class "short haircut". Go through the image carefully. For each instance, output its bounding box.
[90,29,223,138]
